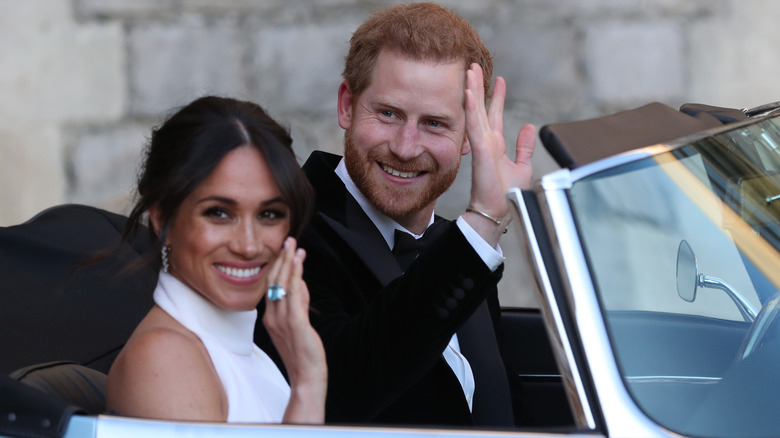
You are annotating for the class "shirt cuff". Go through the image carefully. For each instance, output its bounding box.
[456,216,505,272]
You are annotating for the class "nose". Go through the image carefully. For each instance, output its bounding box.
[389,122,421,161]
[229,220,260,258]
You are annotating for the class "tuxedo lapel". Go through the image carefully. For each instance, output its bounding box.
[319,210,401,287]
[457,302,515,426]
[304,151,402,287]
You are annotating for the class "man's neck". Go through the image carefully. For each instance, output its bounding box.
[335,158,435,245]
[393,209,435,236]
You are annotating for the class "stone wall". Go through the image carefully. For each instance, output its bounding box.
[3,0,780,305]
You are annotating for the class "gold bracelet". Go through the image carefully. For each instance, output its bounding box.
[466,206,502,227]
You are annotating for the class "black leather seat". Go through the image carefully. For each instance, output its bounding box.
[10,361,107,415]
[0,204,156,375]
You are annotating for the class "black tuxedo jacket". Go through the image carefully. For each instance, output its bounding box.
[293,151,513,426]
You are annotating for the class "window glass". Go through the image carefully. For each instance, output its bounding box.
[568,115,780,437]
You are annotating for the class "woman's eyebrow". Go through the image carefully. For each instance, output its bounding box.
[195,195,286,206]
[260,196,286,206]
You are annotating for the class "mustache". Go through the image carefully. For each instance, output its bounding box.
[367,150,438,173]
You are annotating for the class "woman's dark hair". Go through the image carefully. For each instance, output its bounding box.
[123,96,314,270]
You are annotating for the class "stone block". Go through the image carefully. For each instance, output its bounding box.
[182,0,278,12]
[250,23,350,114]
[67,123,148,213]
[585,21,684,105]
[73,0,176,19]
[128,18,248,117]
[282,113,346,162]
[439,0,500,17]
[687,18,739,107]
[488,24,582,112]
[563,0,723,17]
[689,2,780,109]
[0,125,65,226]
[0,0,125,124]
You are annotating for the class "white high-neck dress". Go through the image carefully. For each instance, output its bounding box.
[153,272,291,423]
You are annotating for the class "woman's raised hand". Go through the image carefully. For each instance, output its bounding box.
[263,237,327,424]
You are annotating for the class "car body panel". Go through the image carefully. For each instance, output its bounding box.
[55,415,594,438]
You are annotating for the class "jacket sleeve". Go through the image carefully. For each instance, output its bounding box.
[300,220,503,422]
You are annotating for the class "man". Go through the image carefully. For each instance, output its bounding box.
[274,2,535,427]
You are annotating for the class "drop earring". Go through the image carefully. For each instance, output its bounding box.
[162,244,172,273]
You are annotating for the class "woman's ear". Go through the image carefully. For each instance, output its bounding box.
[148,206,164,238]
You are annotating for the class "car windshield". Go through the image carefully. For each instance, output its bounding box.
[568,113,780,437]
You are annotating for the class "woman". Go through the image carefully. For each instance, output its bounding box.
[106,96,326,424]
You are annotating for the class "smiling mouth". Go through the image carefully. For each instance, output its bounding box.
[216,265,261,279]
[381,163,422,179]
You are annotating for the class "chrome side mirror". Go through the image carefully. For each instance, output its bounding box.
[676,239,757,322]
[676,240,698,302]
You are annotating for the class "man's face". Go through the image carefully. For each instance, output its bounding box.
[339,50,469,229]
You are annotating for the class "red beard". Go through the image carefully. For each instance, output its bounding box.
[343,126,460,222]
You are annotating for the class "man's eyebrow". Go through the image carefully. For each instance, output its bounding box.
[373,97,456,122]
[372,97,402,111]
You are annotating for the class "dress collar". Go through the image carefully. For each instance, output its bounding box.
[153,272,257,356]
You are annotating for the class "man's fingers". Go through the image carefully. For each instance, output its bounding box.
[487,76,506,135]
[465,64,492,153]
[468,63,485,107]
[515,124,536,165]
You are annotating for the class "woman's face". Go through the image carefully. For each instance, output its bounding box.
[159,145,290,311]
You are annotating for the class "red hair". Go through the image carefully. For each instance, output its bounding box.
[343,2,493,101]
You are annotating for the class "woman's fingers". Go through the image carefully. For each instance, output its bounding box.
[291,248,307,303]
[266,237,295,302]
[264,238,311,332]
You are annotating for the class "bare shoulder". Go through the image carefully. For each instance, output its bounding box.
[106,308,226,421]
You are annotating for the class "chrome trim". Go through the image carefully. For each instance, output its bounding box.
[535,184,670,437]
[625,376,720,385]
[744,101,780,117]
[570,146,669,181]
[539,168,574,191]
[64,414,97,438]
[507,188,596,429]
[698,273,758,322]
[87,414,600,438]
[542,146,673,190]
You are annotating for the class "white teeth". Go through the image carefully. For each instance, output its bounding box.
[382,164,419,178]
[217,265,260,279]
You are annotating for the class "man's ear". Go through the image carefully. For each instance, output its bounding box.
[337,80,354,130]
[461,136,471,156]
[148,206,164,238]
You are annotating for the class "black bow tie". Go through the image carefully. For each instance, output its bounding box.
[392,221,446,272]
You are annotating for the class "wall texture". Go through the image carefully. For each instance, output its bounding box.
[3,0,780,305]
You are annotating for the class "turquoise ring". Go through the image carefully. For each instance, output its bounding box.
[267,284,287,301]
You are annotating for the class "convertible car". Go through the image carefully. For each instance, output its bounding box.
[3,100,780,438]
